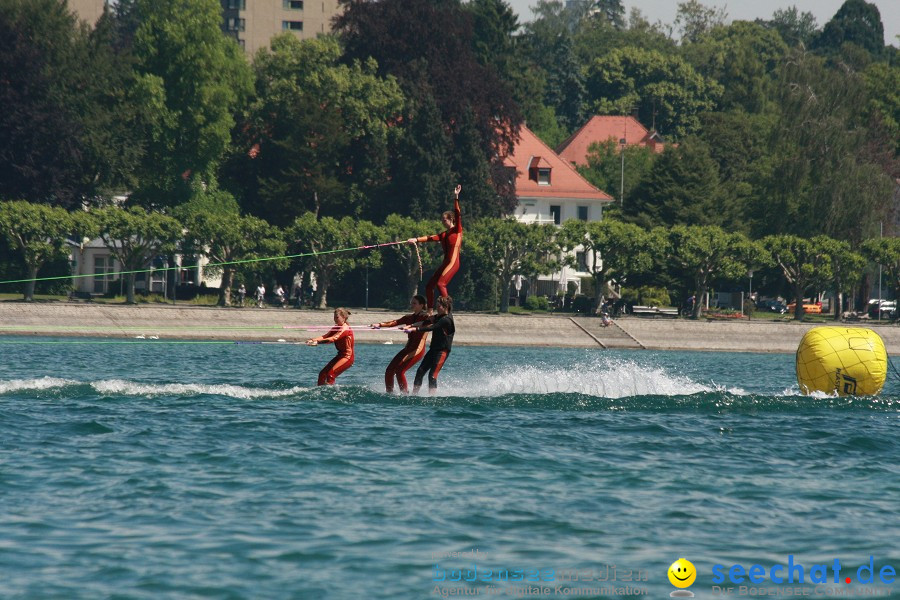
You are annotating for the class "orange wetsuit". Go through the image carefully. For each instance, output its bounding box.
[376,312,429,393]
[416,197,462,308]
[316,324,354,385]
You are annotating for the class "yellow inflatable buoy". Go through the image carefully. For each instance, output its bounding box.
[796,327,887,396]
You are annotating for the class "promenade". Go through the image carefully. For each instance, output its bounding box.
[3,302,900,354]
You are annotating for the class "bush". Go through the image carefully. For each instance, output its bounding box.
[524,295,550,311]
[622,286,672,307]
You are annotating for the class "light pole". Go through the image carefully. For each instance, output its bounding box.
[619,137,626,206]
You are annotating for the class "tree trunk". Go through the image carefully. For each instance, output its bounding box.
[499,273,511,313]
[219,268,235,307]
[315,272,329,309]
[834,288,843,321]
[126,273,136,304]
[407,251,420,299]
[793,283,804,320]
[24,265,38,301]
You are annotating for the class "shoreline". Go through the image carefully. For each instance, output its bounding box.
[3,302,900,354]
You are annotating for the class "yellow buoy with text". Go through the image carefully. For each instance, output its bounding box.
[796,327,887,396]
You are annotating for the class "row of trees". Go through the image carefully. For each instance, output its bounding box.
[4,199,900,320]
[1,0,897,234]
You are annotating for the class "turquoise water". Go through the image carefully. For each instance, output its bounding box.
[1,336,899,599]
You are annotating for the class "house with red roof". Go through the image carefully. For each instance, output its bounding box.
[504,125,614,299]
[556,115,667,167]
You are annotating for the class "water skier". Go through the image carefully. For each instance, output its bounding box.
[406,295,455,395]
[407,184,462,309]
[370,295,430,393]
[307,308,355,385]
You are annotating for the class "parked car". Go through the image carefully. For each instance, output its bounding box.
[786,301,823,314]
[867,299,896,319]
[757,299,787,314]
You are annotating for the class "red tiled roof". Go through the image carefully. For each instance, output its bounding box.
[506,126,614,201]
[556,116,665,166]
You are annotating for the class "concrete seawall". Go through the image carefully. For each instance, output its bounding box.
[2,302,900,354]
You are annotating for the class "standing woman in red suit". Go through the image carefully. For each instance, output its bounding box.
[306,307,354,385]
[407,185,462,309]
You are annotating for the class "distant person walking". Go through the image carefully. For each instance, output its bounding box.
[256,283,266,308]
[237,284,246,307]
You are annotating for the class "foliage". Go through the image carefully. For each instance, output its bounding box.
[559,219,660,311]
[94,206,182,303]
[577,140,656,204]
[813,0,885,57]
[129,0,253,207]
[524,295,550,311]
[468,219,560,312]
[0,201,74,300]
[763,234,834,320]
[379,214,442,303]
[668,225,753,318]
[674,0,728,44]
[584,46,721,139]
[762,6,819,48]
[861,238,900,306]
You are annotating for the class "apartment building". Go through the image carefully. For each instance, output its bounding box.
[221,0,342,54]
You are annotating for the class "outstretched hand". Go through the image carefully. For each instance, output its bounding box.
[406,237,417,245]
[454,184,461,198]
[306,339,318,346]
[369,323,381,329]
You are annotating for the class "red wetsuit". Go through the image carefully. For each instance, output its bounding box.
[316,324,354,385]
[376,312,429,393]
[417,198,462,309]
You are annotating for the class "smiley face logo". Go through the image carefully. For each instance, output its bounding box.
[668,558,697,588]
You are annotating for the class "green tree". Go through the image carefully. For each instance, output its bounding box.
[819,237,866,319]
[560,219,660,312]
[94,206,182,303]
[584,46,721,138]
[180,208,287,307]
[861,238,900,306]
[288,213,366,309]
[627,140,725,229]
[236,35,403,221]
[0,201,73,301]
[130,0,252,207]
[814,0,885,57]
[674,0,728,44]
[863,62,900,155]
[669,225,753,318]
[763,6,819,48]
[380,215,442,301]
[470,219,560,312]
[0,0,137,207]
[763,234,833,320]
[577,139,656,205]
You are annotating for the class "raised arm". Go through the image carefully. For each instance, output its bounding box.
[453,184,461,232]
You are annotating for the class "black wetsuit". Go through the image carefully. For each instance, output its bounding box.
[414,314,455,390]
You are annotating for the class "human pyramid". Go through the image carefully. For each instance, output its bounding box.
[305,185,462,394]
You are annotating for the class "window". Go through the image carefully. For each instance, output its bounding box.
[578,206,588,221]
[283,0,303,8]
[576,251,588,272]
[537,167,551,184]
[226,17,245,31]
[550,205,561,225]
[93,256,114,294]
[227,0,245,9]
[282,20,303,30]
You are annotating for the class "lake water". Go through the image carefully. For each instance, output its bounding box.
[1,337,898,599]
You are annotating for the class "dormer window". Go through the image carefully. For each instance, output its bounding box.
[528,156,552,185]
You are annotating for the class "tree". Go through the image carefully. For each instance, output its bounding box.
[820,237,866,319]
[591,0,625,30]
[0,0,137,207]
[129,0,252,207]
[234,34,404,221]
[863,62,900,155]
[626,140,725,230]
[814,0,884,58]
[559,219,660,312]
[763,234,833,320]
[674,0,728,44]
[180,208,287,307]
[577,139,656,205]
[861,238,900,307]
[470,219,560,312]
[668,226,753,319]
[379,215,443,301]
[94,206,182,303]
[335,0,522,161]
[584,46,721,139]
[288,213,367,309]
[0,201,73,301]
[764,6,819,48]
